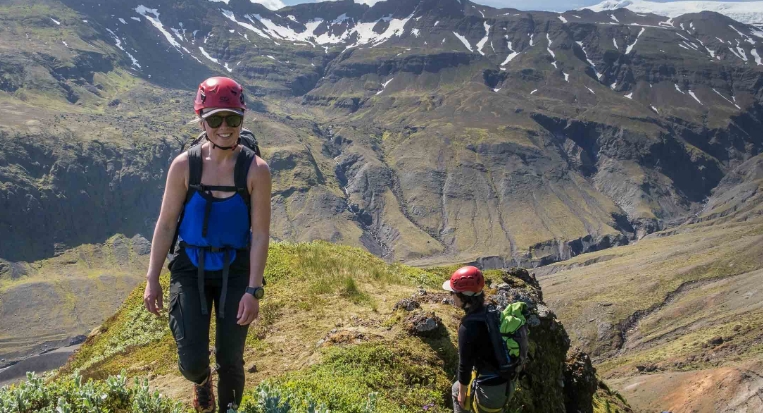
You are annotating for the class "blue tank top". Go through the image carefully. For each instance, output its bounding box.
[178,191,250,270]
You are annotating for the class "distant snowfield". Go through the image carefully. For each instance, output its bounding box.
[585,0,763,26]
[208,0,286,10]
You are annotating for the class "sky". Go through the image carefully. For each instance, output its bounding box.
[265,0,762,12]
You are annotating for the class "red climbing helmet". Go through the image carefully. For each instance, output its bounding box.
[442,266,485,296]
[193,76,246,116]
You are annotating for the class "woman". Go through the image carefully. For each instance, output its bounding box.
[443,266,513,413]
[143,76,271,412]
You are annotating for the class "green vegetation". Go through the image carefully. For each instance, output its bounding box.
[0,372,183,413]
[240,342,448,412]
[9,241,624,412]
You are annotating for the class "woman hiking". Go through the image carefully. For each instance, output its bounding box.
[143,76,271,412]
[444,266,515,413]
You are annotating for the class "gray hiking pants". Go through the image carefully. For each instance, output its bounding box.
[452,379,514,413]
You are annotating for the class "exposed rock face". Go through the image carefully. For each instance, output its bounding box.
[0,131,175,261]
[403,311,443,337]
[564,350,599,413]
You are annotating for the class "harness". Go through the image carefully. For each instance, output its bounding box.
[171,143,256,319]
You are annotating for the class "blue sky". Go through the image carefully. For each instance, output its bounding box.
[272,0,759,13]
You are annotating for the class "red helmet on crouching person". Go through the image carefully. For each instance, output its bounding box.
[193,76,246,116]
[442,266,485,296]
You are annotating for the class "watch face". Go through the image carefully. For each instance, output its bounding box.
[248,287,264,299]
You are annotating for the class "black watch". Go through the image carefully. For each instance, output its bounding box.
[245,286,264,299]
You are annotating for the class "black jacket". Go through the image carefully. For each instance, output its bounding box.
[457,305,500,384]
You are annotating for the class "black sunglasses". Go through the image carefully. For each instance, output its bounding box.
[205,114,243,128]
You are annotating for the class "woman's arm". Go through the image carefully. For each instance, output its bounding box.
[248,156,271,289]
[237,155,271,325]
[144,154,188,315]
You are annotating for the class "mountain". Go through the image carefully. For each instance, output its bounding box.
[586,0,763,27]
[538,153,763,412]
[2,0,763,270]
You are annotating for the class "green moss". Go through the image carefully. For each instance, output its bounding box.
[243,340,450,413]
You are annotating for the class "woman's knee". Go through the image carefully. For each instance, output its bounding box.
[178,348,211,383]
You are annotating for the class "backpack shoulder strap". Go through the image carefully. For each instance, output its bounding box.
[170,144,203,255]
[187,144,203,201]
[234,146,256,207]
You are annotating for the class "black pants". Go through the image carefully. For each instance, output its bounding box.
[168,250,250,411]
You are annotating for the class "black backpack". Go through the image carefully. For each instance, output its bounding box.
[169,128,261,255]
[465,304,529,381]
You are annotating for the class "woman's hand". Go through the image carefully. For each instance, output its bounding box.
[458,383,468,409]
[144,280,164,316]
[237,293,260,325]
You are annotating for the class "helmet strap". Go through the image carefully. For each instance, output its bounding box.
[207,135,240,151]
[212,142,237,150]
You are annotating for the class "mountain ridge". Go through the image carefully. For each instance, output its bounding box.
[2,0,762,265]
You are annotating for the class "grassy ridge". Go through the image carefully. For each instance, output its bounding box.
[51,241,628,412]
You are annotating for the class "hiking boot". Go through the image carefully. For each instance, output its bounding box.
[193,373,216,413]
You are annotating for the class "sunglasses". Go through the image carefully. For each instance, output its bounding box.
[205,114,243,128]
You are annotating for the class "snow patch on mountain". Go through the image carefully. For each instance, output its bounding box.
[688,90,703,105]
[713,88,741,108]
[586,0,763,26]
[199,47,219,63]
[576,41,603,80]
[222,10,271,39]
[546,33,555,58]
[377,78,394,95]
[135,5,192,55]
[350,13,413,48]
[477,22,491,56]
[106,28,141,69]
[453,32,472,52]
[501,39,520,66]
[625,27,645,54]
[752,48,763,64]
